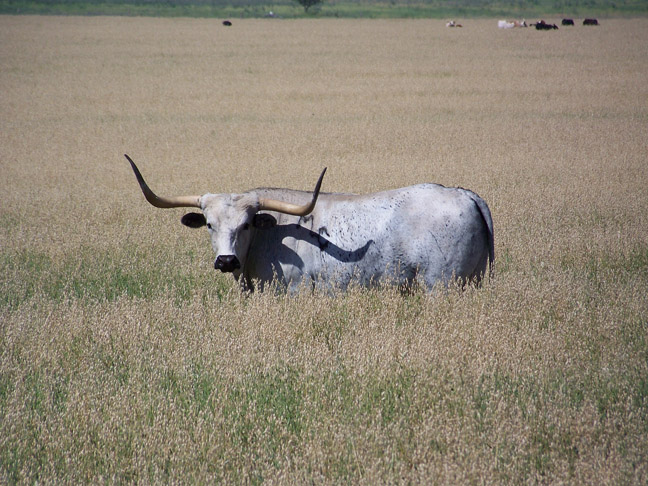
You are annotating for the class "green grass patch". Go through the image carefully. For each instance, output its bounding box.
[0,245,229,310]
[2,347,647,482]
[559,242,648,284]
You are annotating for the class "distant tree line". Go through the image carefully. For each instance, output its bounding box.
[2,0,645,17]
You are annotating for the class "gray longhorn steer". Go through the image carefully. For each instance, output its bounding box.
[125,155,494,293]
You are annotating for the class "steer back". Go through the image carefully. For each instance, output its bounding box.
[241,184,494,292]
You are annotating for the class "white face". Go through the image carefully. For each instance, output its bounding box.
[198,193,259,273]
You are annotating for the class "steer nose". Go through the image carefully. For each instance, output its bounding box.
[214,255,241,273]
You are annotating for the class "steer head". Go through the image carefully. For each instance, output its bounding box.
[180,193,265,273]
[125,154,326,275]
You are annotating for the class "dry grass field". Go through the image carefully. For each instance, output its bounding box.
[1,15,647,483]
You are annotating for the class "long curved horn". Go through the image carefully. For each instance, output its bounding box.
[259,168,327,216]
[125,154,201,209]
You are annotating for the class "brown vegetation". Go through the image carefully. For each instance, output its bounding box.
[1,16,647,483]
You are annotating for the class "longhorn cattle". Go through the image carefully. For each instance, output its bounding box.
[125,155,494,293]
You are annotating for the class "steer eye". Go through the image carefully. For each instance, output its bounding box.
[206,223,212,230]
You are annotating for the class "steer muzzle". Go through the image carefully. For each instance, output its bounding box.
[214,255,241,273]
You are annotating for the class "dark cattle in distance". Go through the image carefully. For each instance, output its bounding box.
[222,20,232,26]
[562,18,575,26]
[583,18,599,25]
[535,20,558,30]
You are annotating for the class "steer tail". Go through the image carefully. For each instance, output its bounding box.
[463,190,495,277]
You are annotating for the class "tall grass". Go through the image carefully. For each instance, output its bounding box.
[1,16,647,483]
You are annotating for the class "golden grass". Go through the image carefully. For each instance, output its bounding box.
[1,15,647,483]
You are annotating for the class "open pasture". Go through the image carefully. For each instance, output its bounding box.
[1,16,647,483]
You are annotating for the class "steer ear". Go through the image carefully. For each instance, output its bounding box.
[253,213,277,229]
[181,212,207,228]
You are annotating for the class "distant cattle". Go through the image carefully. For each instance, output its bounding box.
[498,19,527,29]
[222,20,232,26]
[446,20,463,28]
[583,18,599,25]
[535,20,558,30]
[562,18,574,26]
